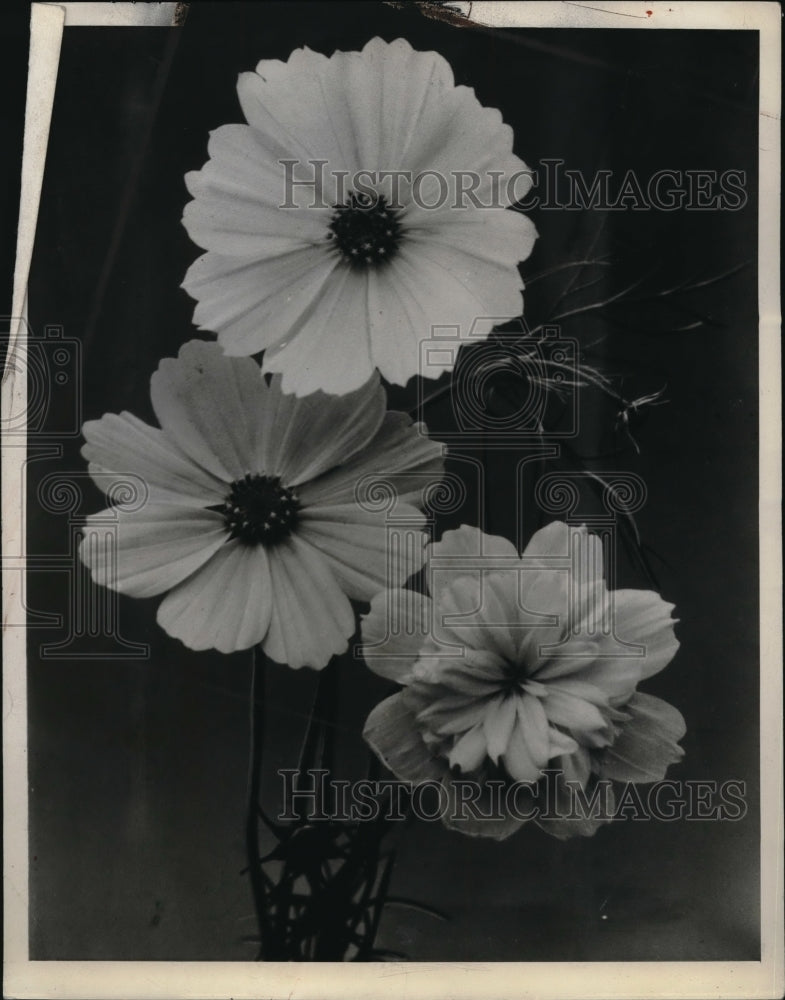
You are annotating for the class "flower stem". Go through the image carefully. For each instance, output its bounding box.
[295,659,339,819]
[245,646,270,960]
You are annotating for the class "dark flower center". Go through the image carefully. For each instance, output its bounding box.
[216,474,300,546]
[326,192,403,268]
[500,659,534,697]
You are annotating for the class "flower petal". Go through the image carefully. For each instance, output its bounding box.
[415,647,507,693]
[355,38,456,171]
[503,709,548,784]
[81,411,226,506]
[516,694,551,764]
[436,571,521,662]
[484,694,517,763]
[447,723,488,774]
[256,372,385,486]
[299,410,444,508]
[536,749,615,841]
[149,340,267,482]
[183,247,339,358]
[359,588,433,682]
[534,647,641,706]
[414,209,536,271]
[430,524,518,563]
[603,589,680,680]
[548,726,580,758]
[182,124,330,254]
[261,268,376,396]
[156,541,273,653]
[542,688,611,747]
[392,241,523,342]
[363,692,446,784]
[262,535,355,669]
[402,73,526,204]
[80,505,227,599]
[297,504,427,601]
[598,691,686,783]
[365,264,427,387]
[441,775,529,841]
[419,692,493,736]
[238,47,352,168]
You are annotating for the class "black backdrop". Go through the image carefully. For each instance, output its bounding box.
[26,1,759,961]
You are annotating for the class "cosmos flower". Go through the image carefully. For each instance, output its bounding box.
[181,36,537,396]
[361,522,685,839]
[79,340,443,666]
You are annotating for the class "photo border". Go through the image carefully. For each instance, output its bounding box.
[3,2,781,997]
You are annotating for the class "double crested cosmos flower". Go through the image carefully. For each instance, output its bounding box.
[182,37,537,396]
[79,341,443,666]
[361,522,685,839]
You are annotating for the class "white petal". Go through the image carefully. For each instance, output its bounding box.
[238,48,352,168]
[542,688,610,747]
[402,75,526,204]
[408,209,536,277]
[299,410,444,508]
[535,653,640,706]
[359,588,433,682]
[183,125,330,254]
[416,653,504,698]
[430,524,518,563]
[149,341,267,481]
[183,247,338,357]
[523,521,603,569]
[297,503,427,601]
[447,723,488,773]
[80,505,227,599]
[436,572,520,663]
[363,692,446,784]
[393,239,523,340]
[517,569,570,666]
[547,726,580,758]
[420,692,494,736]
[483,695,517,763]
[258,373,385,486]
[535,748,614,841]
[261,268,377,396]
[441,771,528,841]
[502,716,543,784]
[358,38,455,170]
[82,411,226,506]
[604,589,680,680]
[366,264,426,387]
[262,536,355,669]
[598,692,686,783]
[156,541,273,653]
[516,695,551,766]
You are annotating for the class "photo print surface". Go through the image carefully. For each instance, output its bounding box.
[9,0,774,980]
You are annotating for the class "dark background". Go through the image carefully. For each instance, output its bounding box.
[25,2,760,961]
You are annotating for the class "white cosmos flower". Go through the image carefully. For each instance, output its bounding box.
[181,36,537,396]
[361,522,685,840]
[79,340,443,666]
